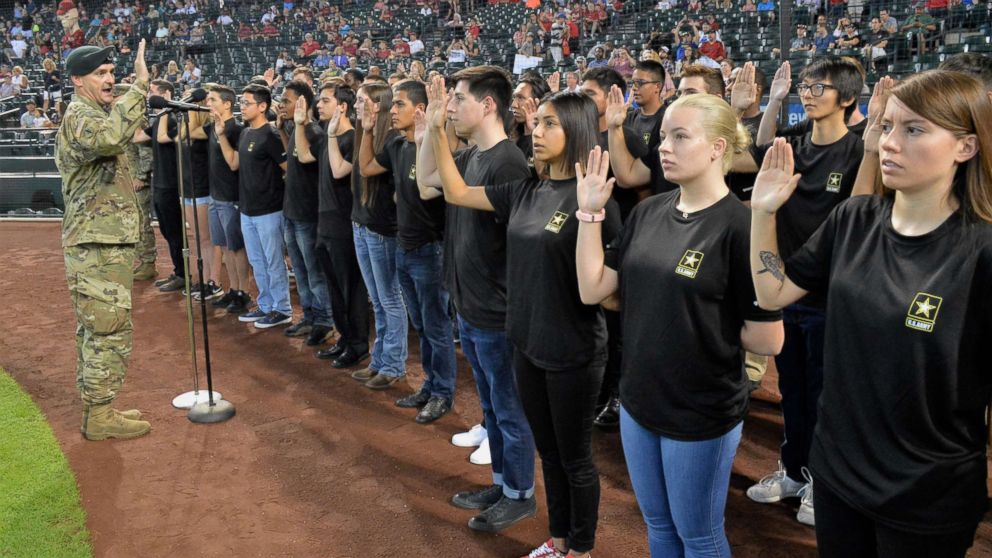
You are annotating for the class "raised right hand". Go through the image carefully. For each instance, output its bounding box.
[361,99,378,132]
[605,84,630,130]
[769,61,791,103]
[134,39,148,82]
[864,75,895,153]
[751,138,801,215]
[730,61,756,113]
[425,74,449,131]
[576,146,616,213]
[413,108,427,144]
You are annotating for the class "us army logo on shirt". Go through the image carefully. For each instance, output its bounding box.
[545,211,569,233]
[676,250,704,278]
[905,292,943,333]
[826,172,843,193]
[643,131,651,145]
[247,141,255,152]
[408,164,417,181]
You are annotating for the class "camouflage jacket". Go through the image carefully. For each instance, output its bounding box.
[56,80,149,247]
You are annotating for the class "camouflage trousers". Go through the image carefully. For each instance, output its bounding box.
[64,243,136,406]
[135,187,157,266]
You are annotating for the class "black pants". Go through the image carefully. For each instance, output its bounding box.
[153,187,184,277]
[597,309,622,406]
[315,234,369,354]
[777,304,825,483]
[514,351,604,553]
[815,480,977,558]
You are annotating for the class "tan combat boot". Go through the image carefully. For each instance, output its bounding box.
[133,263,157,281]
[79,408,143,434]
[82,404,151,441]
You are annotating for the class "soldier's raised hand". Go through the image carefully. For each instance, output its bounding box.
[134,39,148,83]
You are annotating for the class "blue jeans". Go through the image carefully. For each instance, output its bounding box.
[284,218,332,327]
[241,210,291,315]
[396,241,456,400]
[352,224,407,378]
[458,315,535,499]
[778,304,826,483]
[620,406,742,558]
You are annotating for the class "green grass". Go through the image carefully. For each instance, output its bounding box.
[0,368,92,558]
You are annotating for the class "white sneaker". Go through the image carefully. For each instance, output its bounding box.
[796,468,815,527]
[470,438,491,465]
[746,460,806,503]
[452,424,487,447]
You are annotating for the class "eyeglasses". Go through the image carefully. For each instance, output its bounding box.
[796,83,837,97]
[630,79,661,88]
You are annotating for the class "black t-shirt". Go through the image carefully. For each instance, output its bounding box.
[237,124,287,217]
[316,127,355,239]
[376,135,446,250]
[147,114,179,191]
[624,107,663,151]
[447,140,532,329]
[598,129,640,222]
[283,122,322,223]
[206,117,243,202]
[186,137,210,199]
[605,191,781,440]
[753,130,863,306]
[779,117,869,138]
[727,112,763,202]
[350,127,398,236]
[787,195,992,533]
[623,108,679,197]
[486,177,620,369]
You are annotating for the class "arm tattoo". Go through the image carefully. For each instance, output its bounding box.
[757,251,786,282]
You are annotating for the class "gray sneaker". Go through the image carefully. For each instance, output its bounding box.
[796,468,815,527]
[468,495,537,533]
[746,461,806,503]
[283,320,313,337]
[157,275,186,293]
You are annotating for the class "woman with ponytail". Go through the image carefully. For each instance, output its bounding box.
[576,93,784,557]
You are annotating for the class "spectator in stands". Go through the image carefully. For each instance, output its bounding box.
[879,8,898,33]
[926,0,949,18]
[41,58,61,102]
[863,17,890,73]
[447,37,467,62]
[742,0,757,12]
[699,29,726,61]
[181,59,202,87]
[217,10,233,25]
[835,21,861,48]
[588,46,609,68]
[376,40,391,60]
[262,21,279,38]
[165,60,181,85]
[409,60,426,81]
[463,34,480,58]
[813,25,832,52]
[407,31,424,55]
[675,45,698,77]
[901,4,938,54]
[392,35,410,57]
[301,33,320,57]
[332,46,348,68]
[314,49,331,69]
[10,65,28,90]
[7,33,28,60]
[446,12,464,29]
[20,98,54,128]
[0,73,19,98]
[429,45,445,65]
[237,22,254,40]
[757,0,775,10]
[609,47,636,79]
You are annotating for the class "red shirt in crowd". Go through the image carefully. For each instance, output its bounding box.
[699,39,726,60]
[301,39,321,56]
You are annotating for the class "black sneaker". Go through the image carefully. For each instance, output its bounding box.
[305,325,333,346]
[593,395,620,431]
[452,484,503,510]
[468,495,537,532]
[212,289,238,308]
[283,320,313,337]
[158,275,186,293]
[255,311,293,329]
[226,291,250,314]
[415,396,451,424]
[154,274,177,288]
[200,280,224,301]
[395,391,430,409]
[183,282,203,298]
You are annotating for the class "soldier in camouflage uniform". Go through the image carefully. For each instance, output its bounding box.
[113,83,157,280]
[56,41,152,441]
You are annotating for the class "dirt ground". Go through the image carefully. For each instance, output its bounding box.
[1,221,990,558]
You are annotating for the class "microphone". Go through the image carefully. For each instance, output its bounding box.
[149,95,210,112]
[181,88,208,104]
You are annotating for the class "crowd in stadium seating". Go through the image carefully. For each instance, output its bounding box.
[6,0,992,556]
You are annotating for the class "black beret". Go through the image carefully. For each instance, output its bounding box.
[64,46,116,77]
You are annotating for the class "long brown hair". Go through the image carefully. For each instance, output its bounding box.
[876,70,992,223]
[358,82,395,207]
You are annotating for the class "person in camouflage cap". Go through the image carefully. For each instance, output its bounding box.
[56,41,152,440]
[113,82,157,280]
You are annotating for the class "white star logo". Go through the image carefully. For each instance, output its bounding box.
[684,253,699,267]
[915,297,936,318]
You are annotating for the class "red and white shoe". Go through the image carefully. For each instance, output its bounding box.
[522,539,566,558]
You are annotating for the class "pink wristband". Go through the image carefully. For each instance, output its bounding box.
[575,208,606,223]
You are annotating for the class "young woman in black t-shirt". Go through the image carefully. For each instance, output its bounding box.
[575,93,784,558]
[427,81,615,558]
[751,70,992,558]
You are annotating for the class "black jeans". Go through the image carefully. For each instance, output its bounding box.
[152,187,184,277]
[315,234,369,355]
[597,309,622,406]
[815,480,977,558]
[777,304,825,483]
[514,350,604,553]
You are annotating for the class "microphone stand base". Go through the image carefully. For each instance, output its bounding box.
[188,399,236,424]
[172,390,223,410]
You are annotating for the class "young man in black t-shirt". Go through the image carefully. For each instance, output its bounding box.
[229,84,292,328]
[360,80,455,424]
[202,85,251,314]
[279,80,334,346]
[312,83,371,369]
[743,57,865,527]
[416,67,537,532]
